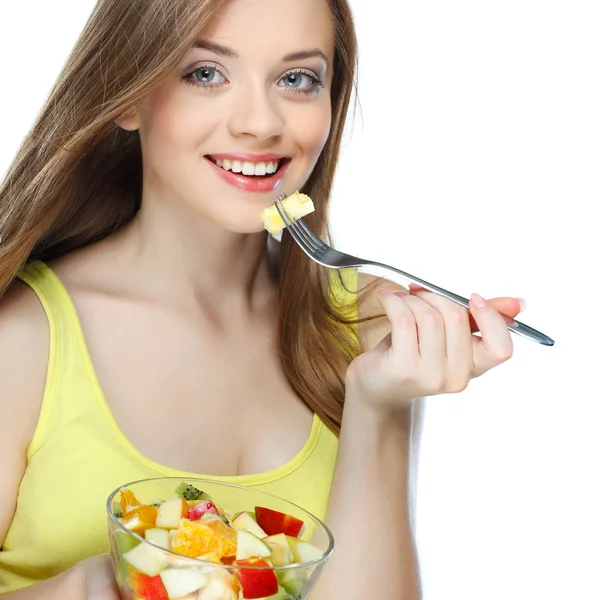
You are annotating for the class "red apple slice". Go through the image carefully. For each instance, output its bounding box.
[129,571,169,600]
[235,559,278,599]
[254,507,305,538]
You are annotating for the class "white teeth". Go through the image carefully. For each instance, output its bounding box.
[214,158,282,175]
[242,162,255,176]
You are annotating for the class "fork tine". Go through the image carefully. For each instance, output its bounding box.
[294,218,328,251]
[274,194,320,252]
[274,195,313,253]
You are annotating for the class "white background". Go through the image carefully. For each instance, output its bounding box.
[1,1,598,599]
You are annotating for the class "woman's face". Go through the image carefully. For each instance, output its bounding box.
[125,0,335,233]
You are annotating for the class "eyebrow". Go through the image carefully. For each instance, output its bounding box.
[193,40,330,68]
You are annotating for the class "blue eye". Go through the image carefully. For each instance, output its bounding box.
[278,70,325,96]
[281,73,303,88]
[182,66,228,88]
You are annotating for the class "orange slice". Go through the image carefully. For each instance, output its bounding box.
[122,505,158,535]
[120,488,142,515]
[171,519,236,559]
[207,519,237,556]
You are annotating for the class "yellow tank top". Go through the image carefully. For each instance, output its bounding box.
[0,261,357,593]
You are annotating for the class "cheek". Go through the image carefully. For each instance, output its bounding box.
[292,101,332,158]
[140,89,209,152]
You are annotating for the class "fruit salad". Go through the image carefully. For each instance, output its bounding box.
[260,191,315,240]
[111,482,326,600]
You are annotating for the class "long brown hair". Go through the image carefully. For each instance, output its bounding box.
[0,0,369,435]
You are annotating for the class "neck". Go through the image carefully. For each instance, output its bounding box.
[102,195,280,316]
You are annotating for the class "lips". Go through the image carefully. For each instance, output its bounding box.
[204,154,291,193]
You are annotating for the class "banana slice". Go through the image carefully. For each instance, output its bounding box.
[260,191,315,240]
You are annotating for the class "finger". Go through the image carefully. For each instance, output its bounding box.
[377,290,418,362]
[468,297,524,333]
[398,293,446,365]
[469,293,514,376]
[488,297,525,317]
[409,285,525,332]
[412,291,472,392]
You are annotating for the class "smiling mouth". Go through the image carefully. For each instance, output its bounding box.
[206,156,290,178]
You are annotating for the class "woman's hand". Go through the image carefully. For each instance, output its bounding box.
[346,287,523,412]
[79,554,121,600]
[5,554,119,599]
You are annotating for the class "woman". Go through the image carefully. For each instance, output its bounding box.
[0,0,522,598]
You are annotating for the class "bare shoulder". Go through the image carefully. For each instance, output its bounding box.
[356,272,407,353]
[0,278,49,543]
[0,279,49,411]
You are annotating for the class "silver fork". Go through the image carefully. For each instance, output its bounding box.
[275,194,554,346]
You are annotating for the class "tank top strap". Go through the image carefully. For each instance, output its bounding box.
[16,260,97,460]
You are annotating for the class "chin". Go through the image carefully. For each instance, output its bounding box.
[219,218,268,236]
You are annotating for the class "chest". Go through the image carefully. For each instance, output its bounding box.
[74,293,314,477]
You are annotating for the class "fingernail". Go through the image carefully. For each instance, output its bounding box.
[517,298,527,312]
[470,293,486,308]
[379,289,391,296]
[394,291,408,297]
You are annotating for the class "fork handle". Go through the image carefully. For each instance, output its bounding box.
[361,261,554,346]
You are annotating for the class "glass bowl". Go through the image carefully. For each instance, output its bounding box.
[107,477,334,599]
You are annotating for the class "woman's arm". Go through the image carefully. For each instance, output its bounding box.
[313,275,422,599]
[0,283,48,552]
[0,285,117,599]
[0,286,120,600]
[312,274,519,599]
[315,398,421,599]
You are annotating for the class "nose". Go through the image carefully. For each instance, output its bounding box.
[227,82,284,141]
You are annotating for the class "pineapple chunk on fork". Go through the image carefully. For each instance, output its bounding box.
[260,191,315,240]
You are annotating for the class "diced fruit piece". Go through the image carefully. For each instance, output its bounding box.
[113,501,124,518]
[175,482,212,502]
[249,585,294,600]
[156,498,189,529]
[207,518,238,555]
[255,508,304,538]
[236,530,272,561]
[188,501,219,521]
[285,537,323,563]
[170,519,235,559]
[200,513,221,524]
[159,568,207,599]
[129,571,169,600]
[145,528,170,549]
[235,559,279,599]
[263,534,292,567]
[120,488,143,515]
[196,551,222,563]
[196,570,239,600]
[231,512,267,539]
[279,571,305,598]
[123,506,159,535]
[123,542,169,576]
[116,530,140,556]
[260,191,315,237]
